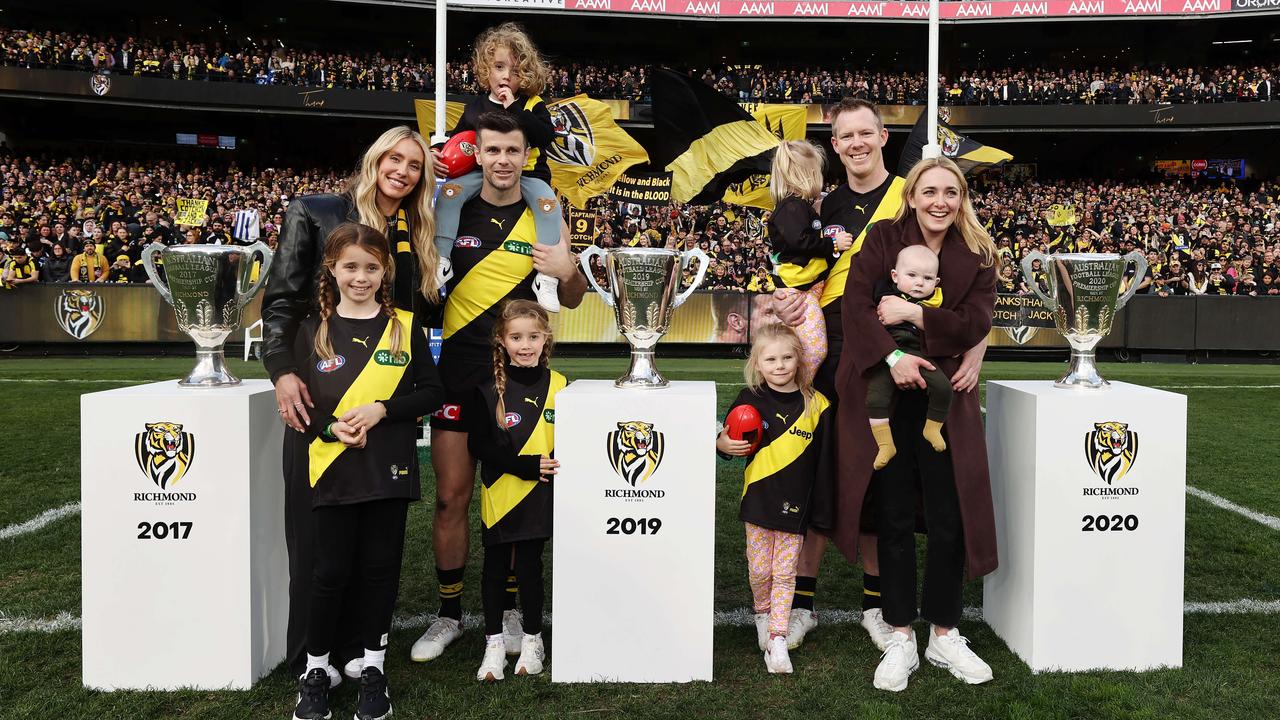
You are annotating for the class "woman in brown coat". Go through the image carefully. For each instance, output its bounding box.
[832,157,999,692]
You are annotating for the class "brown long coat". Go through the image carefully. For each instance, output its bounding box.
[831,214,999,578]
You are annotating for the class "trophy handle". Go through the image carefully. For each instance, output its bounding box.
[237,241,274,306]
[673,248,711,308]
[141,242,173,305]
[1020,250,1056,312]
[1116,250,1149,310]
[577,245,613,307]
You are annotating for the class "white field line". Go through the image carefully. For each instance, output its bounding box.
[1186,486,1280,532]
[0,378,155,384]
[1153,384,1280,390]
[0,502,80,541]
[0,611,81,633]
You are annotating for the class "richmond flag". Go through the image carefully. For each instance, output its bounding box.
[898,110,1013,177]
[545,95,649,209]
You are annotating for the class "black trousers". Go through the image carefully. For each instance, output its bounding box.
[306,498,410,656]
[873,390,965,629]
[481,539,546,636]
[284,431,361,675]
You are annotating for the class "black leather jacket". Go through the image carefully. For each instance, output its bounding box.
[260,193,358,381]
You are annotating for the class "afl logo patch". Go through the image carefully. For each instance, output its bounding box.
[317,355,346,373]
[455,236,481,248]
[504,412,522,428]
[822,225,845,239]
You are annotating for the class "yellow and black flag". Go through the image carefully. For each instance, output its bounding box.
[898,109,1012,177]
[650,69,780,205]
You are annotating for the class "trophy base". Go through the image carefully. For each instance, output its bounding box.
[179,348,242,388]
[615,350,669,390]
[1054,349,1109,390]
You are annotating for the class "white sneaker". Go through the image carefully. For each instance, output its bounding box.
[925,626,994,685]
[754,612,769,651]
[764,635,793,674]
[503,609,524,655]
[787,608,817,650]
[532,271,561,312]
[436,257,454,290]
[514,632,545,676]
[410,616,462,662]
[342,657,362,682]
[860,607,897,652]
[873,629,919,692]
[308,663,342,689]
[476,634,507,682]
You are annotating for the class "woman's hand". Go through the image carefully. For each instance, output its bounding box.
[877,295,923,327]
[951,338,988,393]
[331,421,366,448]
[539,455,560,482]
[890,354,933,390]
[771,288,807,327]
[716,429,752,457]
[274,373,313,433]
[340,402,388,434]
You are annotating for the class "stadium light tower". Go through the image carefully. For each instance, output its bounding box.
[433,0,448,146]
[923,0,942,160]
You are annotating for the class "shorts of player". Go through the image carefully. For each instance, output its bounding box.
[428,353,492,433]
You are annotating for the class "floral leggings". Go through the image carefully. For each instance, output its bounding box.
[745,522,804,637]
[778,282,827,381]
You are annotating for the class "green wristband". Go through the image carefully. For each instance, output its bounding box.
[321,422,336,440]
[886,349,906,368]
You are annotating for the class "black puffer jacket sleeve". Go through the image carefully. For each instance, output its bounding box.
[261,193,353,381]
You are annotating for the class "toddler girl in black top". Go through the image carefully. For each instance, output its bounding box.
[466,299,565,682]
[290,223,443,720]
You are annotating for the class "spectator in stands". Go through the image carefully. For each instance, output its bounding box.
[42,242,71,282]
[69,239,108,282]
[2,243,37,288]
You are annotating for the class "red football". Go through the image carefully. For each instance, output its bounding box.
[438,131,478,178]
[725,404,764,453]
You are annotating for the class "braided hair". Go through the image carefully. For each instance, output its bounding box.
[490,299,554,429]
[314,222,403,362]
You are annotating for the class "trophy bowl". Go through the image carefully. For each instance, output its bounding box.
[1020,251,1147,389]
[142,242,273,387]
[578,246,710,389]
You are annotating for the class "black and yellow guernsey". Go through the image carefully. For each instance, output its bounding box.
[768,195,829,292]
[440,197,538,363]
[295,309,444,507]
[453,94,555,183]
[466,364,566,546]
[818,174,906,309]
[722,386,834,535]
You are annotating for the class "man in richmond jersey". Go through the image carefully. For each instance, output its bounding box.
[773,98,988,652]
[412,111,586,662]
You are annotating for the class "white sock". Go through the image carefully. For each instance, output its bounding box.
[363,648,386,673]
[305,652,330,674]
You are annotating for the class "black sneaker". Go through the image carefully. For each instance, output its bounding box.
[293,668,332,720]
[356,666,393,720]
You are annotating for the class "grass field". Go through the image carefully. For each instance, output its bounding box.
[2,356,1280,719]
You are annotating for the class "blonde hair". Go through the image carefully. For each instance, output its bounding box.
[491,300,555,429]
[769,140,826,208]
[744,323,816,416]
[345,126,441,302]
[895,156,998,269]
[314,223,404,362]
[473,22,551,98]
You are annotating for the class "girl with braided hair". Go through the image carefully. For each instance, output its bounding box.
[289,223,443,720]
[465,299,564,682]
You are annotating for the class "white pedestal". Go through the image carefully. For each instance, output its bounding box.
[552,380,716,682]
[983,380,1186,672]
[81,380,287,690]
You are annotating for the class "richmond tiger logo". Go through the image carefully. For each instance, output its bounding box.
[134,422,196,489]
[547,101,596,167]
[1085,421,1138,485]
[54,289,104,340]
[606,421,665,487]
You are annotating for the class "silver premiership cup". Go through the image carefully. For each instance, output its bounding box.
[142,242,273,387]
[578,246,710,389]
[1020,251,1147,389]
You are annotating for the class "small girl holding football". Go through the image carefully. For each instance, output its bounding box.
[767,140,846,379]
[291,223,444,720]
[716,323,834,674]
[467,299,566,681]
[432,22,564,311]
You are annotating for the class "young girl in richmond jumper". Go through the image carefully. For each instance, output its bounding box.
[291,223,443,720]
[467,300,566,681]
[433,23,564,311]
[766,140,850,379]
[717,323,834,674]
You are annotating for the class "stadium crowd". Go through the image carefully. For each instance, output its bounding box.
[3,25,1278,105]
[2,148,1278,295]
